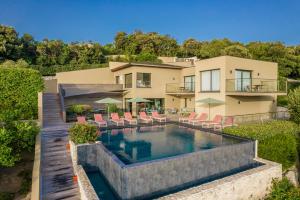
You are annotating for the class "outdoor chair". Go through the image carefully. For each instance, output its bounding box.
[179,112,196,123]
[202,115,223,128]
[110,113,125,126]
[214,116,237,131]
[139,112,153,123]
[124,112,138,125]
[77,116,87,124]
[188,113,208,126]
[151,111,167,122]
[94,114,107,127]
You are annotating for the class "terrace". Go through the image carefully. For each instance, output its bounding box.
[165,82,195,96]
[226,78,287,96]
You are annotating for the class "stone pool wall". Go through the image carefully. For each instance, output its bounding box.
[73,140,256,199]
[159,158,282,200]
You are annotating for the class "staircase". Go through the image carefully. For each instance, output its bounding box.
[40,93,80,200]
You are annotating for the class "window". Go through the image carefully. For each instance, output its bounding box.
[200,69,220,92]
[125,73,132,88]
[184,76,195,92]
[235,70,251,91]
[137,73,151,88]
[115,76,120,84]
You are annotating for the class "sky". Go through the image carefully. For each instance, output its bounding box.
[0,0,300,45]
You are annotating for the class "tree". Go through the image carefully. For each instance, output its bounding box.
[222,44,252,58]
[0,25,22,61]
[181,38,202,57]
[287,87,300,124]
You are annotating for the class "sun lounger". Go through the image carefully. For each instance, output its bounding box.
[214,116,237,131]
[111,113,124,126]
[179,112,196,123]
[202,115,223,128]
[188,113,208,126]
[94,114,107,127]
[77,116,87,124]
[152,111,167,122]
[139,112,153,123]
[124,112,137,125]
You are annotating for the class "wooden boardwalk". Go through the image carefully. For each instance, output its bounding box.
[40,93,80,200]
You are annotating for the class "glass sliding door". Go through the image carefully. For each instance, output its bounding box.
[184,75,195,92]
[235,70,251,91]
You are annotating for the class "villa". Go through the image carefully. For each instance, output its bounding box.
[45,55,286,121]
[37,56,287,200]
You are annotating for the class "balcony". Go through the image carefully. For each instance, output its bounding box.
[226,78,287,96]
[166,82,195,96]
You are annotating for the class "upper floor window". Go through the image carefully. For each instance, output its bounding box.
[184,75,195,92]
[200,69,220,92]
[115,76,120,84]
[235,70,251,91]
[125,73,132,88]
[137,73,151,88]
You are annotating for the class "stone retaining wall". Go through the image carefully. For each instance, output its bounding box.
[74,140,256,199]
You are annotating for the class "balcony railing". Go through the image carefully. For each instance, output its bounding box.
[166,82,195,94]
[226,78,286,93]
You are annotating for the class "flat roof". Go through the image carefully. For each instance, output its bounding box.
[109,62,192,72]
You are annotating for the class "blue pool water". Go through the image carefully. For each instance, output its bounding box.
[99,124,242,164]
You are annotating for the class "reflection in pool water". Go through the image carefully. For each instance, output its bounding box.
[99,124,241,164]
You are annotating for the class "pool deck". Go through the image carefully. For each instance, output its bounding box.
[40,93,80,200]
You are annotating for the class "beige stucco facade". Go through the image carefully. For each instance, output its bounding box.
[194,56,282,118]
[47,56,285,117]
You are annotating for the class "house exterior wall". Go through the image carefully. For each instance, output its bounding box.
[194,56,279,118]
[51,56,280,118]
[56,68,114,85]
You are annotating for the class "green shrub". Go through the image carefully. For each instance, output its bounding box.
[67,104,92,115]
[224,121,299,170]
[0,121,39,167]
[0,67,44,120]
[277,95,288,107]
[18,170,32,194]
[31,63,108,76]
[0,192,14,200]
[288,87,300,124]
[265,178,300,200]
[108,103,123,116]
[69,123,98,144]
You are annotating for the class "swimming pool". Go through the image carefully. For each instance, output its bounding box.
[77,123,256,199]
[99,124,242,164]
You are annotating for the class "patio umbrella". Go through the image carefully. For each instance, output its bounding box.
[196,98,224,120]
[126,97,151,103]
[95,98,122,119]
[126,97,151,114]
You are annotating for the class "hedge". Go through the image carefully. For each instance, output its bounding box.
[0,67,44,120]
[224,121,299,170]
[69,123,99,144]
[265,178,300,200]
[31,63,108,76]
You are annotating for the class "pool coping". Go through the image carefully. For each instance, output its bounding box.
[97,122,255,168]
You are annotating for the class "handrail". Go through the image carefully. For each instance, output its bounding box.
[58,84,66,122]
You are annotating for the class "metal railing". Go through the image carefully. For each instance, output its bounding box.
[165,82,195,93]
[226,78,287,93]
[229,111,290,124]
[58,84,67,122]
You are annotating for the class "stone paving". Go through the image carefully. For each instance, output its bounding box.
[40,93,80,200]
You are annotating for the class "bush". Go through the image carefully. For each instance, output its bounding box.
[277,95,288,107]
[288,87,300,124]
[0,121,39,167]
[67,104,92,115]
[224,121,299,170]
[0,67,44,120]
[108,103,123,116]
[265,178,300,200]
[31,63,108,76]
[69,123,98,144]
